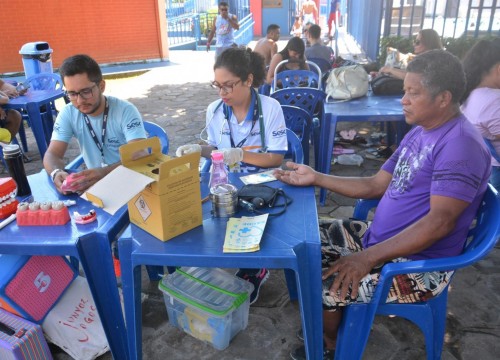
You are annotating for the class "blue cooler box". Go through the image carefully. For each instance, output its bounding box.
[0,308,53,360]
[0,255,77,323]
[159,267,254,350]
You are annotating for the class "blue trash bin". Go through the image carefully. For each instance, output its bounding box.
[19,42,53,79]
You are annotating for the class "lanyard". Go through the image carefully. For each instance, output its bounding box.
[83,97,109,161]
[223,88,266,150]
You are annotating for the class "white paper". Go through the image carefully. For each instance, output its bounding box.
[81,165,154,215]
[239,170,277,185]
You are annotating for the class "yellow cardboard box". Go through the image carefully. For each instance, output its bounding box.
[120,137,202,241]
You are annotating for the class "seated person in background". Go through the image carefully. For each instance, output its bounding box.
[461,38,500,189]
[305,24,335,69]
[266,37,309,85]
[253,24,281,67]
[376,29,443,80]
[43,54,146,194]
[176,47,287,304]
[290,16,303,37]
[275,50,491,360]
[0,79,23,144]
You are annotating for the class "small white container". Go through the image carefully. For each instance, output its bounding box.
[158,267,254,350]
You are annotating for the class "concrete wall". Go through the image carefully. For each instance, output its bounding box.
[1,0,169,75]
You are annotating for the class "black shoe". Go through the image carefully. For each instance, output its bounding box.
[235,268,270,305]
[290,344,335,360]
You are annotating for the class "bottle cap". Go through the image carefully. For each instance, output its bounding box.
[211,151,224,161]
[2,144,20,156]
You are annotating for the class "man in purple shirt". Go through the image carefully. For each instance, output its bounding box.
[275,50,491,360]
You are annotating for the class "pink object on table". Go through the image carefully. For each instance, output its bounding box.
[16,202,70,226]
[61,173,83,193]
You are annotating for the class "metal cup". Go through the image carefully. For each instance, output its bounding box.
[209,183,238,217]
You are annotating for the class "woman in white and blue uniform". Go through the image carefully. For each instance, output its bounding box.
[176,47,287,304]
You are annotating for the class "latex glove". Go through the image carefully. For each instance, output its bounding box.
[219,148,243,165]
[176,144,201,157]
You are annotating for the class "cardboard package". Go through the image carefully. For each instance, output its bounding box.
[120,137,202,241]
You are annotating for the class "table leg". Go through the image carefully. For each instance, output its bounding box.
[319,114,337,206]
[119,235,144,360]
[296,243,323,360]
[77,233,130,360]
[26,102,48,158]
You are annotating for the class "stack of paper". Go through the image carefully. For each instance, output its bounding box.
[223,214,269,253]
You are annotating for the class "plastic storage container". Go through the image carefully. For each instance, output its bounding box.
[159,267,254,350]
[19,42,53,78]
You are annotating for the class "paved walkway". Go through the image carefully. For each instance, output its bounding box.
[5,30,499,360]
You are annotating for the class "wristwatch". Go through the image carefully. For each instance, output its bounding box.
[50,168,63,182]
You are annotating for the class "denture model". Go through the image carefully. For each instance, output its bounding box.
[0,178,19,219]
[73,209,97,224]
[16,200,71,226]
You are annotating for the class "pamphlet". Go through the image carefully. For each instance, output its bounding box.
[223,214,269,253]
[240,170,277,185]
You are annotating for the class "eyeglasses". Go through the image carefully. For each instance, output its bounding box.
[65,84,97,100]
[210,80,242,94]
[413,39,421,46]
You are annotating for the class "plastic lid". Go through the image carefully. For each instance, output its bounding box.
[2,144,20,156]
[211,152,224,161]
[159,267,253,316]
[19,42,53,55]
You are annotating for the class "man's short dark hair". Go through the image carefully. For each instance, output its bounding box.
[219,1,228,7]
[406,50,465,102]
[308,24,322,39]
[267,24,280,34]
[59,54,102,85]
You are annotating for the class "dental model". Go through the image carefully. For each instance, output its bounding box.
[73,209,97,224]
[16,200,70,226]
[0,177,19,219]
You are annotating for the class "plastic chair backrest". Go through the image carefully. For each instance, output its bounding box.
[270,87,326,117]
[144,121,169,155]
[65,121,169,170]
[484,138,500,163]
[25,73,63,91]
[336,184,500,360]
[307,57,332,74]
[272,60,322,93]
[286,128,304,164]
[281,105,312,165]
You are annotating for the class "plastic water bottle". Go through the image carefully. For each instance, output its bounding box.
[3,144,32,196]
[209,152,228,189]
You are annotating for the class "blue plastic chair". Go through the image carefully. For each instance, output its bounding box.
[270,88,326,168]
[66,120,169,170]
[286,128,304,164]
[335,184,500,360]
[281,105,313,165]
[271,60,322,94]
[307,57,333,91]
[484,138,500,163]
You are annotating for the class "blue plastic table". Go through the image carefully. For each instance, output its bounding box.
[4,89,65,159]
[319,93,405,205]
[118,173,323,360]
[0,171,130,360]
